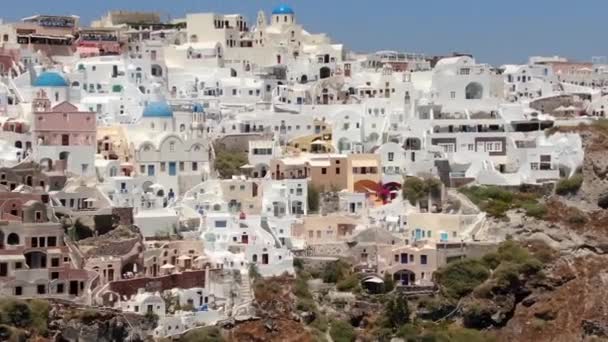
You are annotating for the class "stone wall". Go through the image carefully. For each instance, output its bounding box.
[304,242,349,257]
[108,270,207,298]
[112,207,134,225]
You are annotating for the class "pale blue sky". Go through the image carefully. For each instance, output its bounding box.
[5,0,604,65]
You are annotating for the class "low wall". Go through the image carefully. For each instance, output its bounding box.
[108,270,207,298]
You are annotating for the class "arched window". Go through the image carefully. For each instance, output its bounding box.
[7,233,20,245]
[180,124,186,132]
[465,82,483,100]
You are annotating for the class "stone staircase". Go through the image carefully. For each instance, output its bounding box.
[232,269,254,317]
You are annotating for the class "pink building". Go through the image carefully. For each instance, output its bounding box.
[32,90,97,176]
[0,191,94,298]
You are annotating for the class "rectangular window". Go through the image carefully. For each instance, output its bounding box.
[168,162,176,176]
[388,152,394,162]
[140,165,145,174]
[37,285,46,294]
[51,258,60,267]
[147,165,155,176]
[179,162,185,171]
[450,91,456,99]
[321,168,327,175]
[421,255,428,265]
[51,272,59,280]
[215,220,227,228]
[336,167,340,175]
[31,237,38,248]
[0,263,7,277]
[439,143,455,153]
[56,283,64,294]
[192,162,198,171]
[48,237,58,247]
[15,262,22,270]
[14,286,22,296]
[160,162,166,172]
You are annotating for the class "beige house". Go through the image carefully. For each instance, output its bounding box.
[381,241,437,286]
[270,153,380,193]
[220,178,262,214]
[347,154,381,192]
[292,214,359,244]
[406,212,483,243]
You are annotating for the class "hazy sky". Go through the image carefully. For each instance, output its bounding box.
[5,0,605,65]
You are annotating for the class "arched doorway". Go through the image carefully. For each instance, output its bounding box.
[320,67,331,79]
[151,64,163,77]
[25,251,47,268]
[393,269,416,286]
[465,82,483,99]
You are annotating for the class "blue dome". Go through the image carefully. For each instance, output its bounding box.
[34,72,68,87]
[272,4,294,15]
[193,103,205,113]
[143,101,173,118]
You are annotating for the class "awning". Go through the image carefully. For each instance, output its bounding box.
[363,276,384,284]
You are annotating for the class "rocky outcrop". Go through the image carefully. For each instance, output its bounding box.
[46,301,154,342]
[496,255,608,342]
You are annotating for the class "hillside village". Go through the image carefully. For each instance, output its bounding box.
[0,4,607,342]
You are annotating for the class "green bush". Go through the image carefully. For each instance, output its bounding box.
[248,263,261,280]
[311,313,329,332]
[336,273,359,292]
[293,258,304,271]
[0,299,31,328]
[459,186,545,219]
[214,147,247,179]
[322,259,350,284]
[294,275,312,300]
[28,299,50,335]
[310,328,329,342]
[329,320,356,342]
[383,272,395,293]
[434,259,490,300]
[555,174,583,196]
[296,298,316,312]
[402,177,442,206]
[492,262,522,291]
[521,201,547,219]
[396,323,419,339]
[382,293,411,329]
